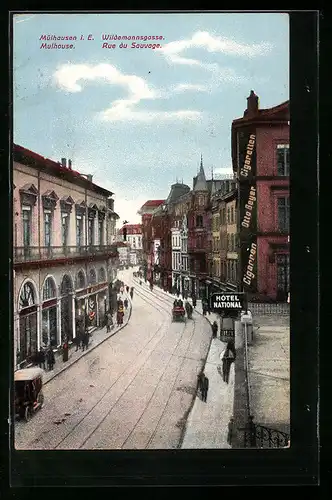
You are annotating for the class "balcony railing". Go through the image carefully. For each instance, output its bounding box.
[14,245,118,264]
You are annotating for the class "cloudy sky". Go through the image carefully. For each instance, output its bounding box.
[13,12,289,225]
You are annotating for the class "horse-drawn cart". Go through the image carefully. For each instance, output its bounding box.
[172,301,186,322]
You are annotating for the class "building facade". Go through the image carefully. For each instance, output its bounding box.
[118,223,143,266]
[13,145,119,369]
[232,90,290,301]
[171,218,182,291]
[138,200,165,280]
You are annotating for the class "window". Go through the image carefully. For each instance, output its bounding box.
[89,268,97,285]
[277,197,290,232]
[277,144,290,176]
[227,207,231,224]
[196,215,203,228]
[44,211,52,247]
[76,270,86,289]
[231,207,234,224]
[22,207,31,247]
[43,277,56,301]
[62,213,69,246]
[98,219,104,245]
[76,216,83,246]
[88,218,94,246]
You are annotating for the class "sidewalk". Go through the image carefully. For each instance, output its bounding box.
[41,302,132,385]
[248,315,290,434]
[181,338,235,448]
[148,282,235,448]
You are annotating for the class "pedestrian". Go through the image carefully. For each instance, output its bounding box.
[126,285,129,293]
[124,298,128,310]
[227,417,234,446]
[197,372,204,399]
[82,331,89,351]
[38,347,46,369]
[222,344,236,383]
[212,321,218,338]
[202,302,207,316]
[192,296,197,308]
[46,347,55,371]
[74,331,82,352]
[106,311,113,333]
[202,374,209,402]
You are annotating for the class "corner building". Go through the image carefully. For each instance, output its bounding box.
[13,145,119,369]
[232,91,290,302]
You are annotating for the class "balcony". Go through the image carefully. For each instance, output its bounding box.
[14,245,118,265]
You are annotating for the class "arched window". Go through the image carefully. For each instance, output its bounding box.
[89,268,96,285]
[76,270,86,290]
[60,274,73,295]
[98,267,106,283]
[43,277,57,301]
[19,281,36,309]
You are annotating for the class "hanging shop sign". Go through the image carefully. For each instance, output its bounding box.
[210,292,245,312]
[238,128,258,293]
[88,296,96,321]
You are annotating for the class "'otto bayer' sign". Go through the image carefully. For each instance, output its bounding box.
[210,292,245,313]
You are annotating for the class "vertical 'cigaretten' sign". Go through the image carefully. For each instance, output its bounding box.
[238,129,257,292]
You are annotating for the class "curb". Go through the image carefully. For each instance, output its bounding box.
[43,302,133,386]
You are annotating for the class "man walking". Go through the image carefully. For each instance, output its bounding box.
[202,374,209,402]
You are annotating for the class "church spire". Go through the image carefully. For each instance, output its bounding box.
[194,154,208,192]
[200,154,204,173]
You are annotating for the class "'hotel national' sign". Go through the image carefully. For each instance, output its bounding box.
[210,292,245,312]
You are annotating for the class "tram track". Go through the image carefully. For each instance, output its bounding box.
[17,270,203,450]
[53,277,193,449]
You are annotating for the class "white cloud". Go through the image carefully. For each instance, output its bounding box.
[14,15,36,24]
[173,83,208,92]
[54,63,202,122]
[158,31,273,80]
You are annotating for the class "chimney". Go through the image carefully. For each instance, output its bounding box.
[68,159,72,170]
[87,174,93,182]
[61,158,67,168]
[245,90,259,117]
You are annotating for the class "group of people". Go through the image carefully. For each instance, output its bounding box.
[74,330,90,352]
[36,346,55,371]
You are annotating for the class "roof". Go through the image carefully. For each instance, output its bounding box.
[232,100,289,126]
[13,144,114,197]
[141,200,165,208]
[193,156,208,192]
[166,183,190,204]
[118,224,142,234]
[14,368,43,381]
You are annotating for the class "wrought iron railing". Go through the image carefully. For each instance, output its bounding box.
[243,416,290,448]
[14,245,118,264]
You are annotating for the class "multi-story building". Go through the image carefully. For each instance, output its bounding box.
[232,90,290,301]
[13,145,119,369]
[138,200,165,280]
[116,242,131,267]
[149,183,190,291]
[187,159,211,298]
[171,217,182,291]
[224,181,238,286]
[118,224,143,266]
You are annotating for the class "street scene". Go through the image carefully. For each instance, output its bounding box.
[13,13,290,450]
